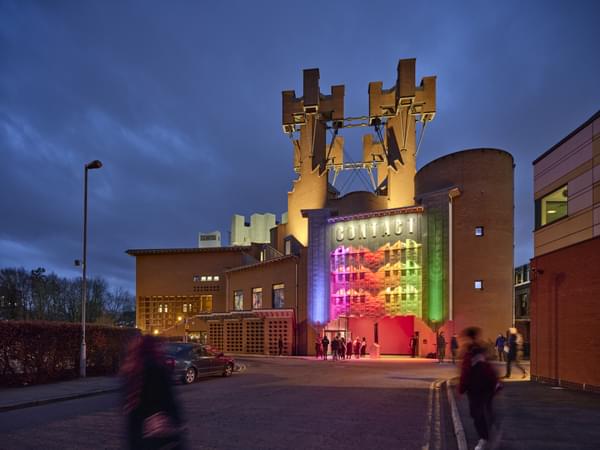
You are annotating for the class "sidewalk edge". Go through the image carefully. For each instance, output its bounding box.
[445,379,468,450]
[0,387,120,413]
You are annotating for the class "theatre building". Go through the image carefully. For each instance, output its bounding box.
[128,59,514,356]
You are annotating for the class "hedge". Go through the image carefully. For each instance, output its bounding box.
[0,320,140,386]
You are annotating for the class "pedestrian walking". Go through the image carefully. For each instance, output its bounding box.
[458,327,501,450]
[437,331,446,363]
[321,335,330,360]
[339,337,346,359]
[122,335,185,450]
[450,334,459,364]
[346,338,353,359]
[495,334,506,361]
[505,328,527,378]
[360,337,367,357]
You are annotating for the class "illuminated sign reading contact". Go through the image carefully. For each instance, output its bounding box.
[334,215,417,243]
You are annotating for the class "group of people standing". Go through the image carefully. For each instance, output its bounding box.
[315,335,367,360]
[435,331,459,363]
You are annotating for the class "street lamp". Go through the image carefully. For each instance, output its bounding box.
[80,159,102,378]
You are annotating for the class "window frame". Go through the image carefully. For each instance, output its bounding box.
[252,287,263,309]
[535,184,568,229]
[233,290,244,311]
[273,283,285,309]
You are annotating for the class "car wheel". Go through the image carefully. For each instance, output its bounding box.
[223,363,233,377]
[184,367,196,384]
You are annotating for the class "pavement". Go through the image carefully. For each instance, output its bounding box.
[0,376,120,412]
[2,357,600,450]
[448,360,600,450]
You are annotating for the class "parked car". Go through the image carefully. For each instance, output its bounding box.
[163,342,235,384]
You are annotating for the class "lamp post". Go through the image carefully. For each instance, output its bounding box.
[80,159,102,378]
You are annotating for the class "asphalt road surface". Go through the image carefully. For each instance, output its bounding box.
[0,357,460,450]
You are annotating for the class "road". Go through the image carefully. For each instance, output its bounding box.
[0,357,460,449]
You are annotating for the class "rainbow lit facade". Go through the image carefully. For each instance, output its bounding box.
[328,209,423,321]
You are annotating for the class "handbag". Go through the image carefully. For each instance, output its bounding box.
[503,344,510,353]
[142,411,177,439]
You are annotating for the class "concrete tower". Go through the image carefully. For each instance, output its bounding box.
[282,59,435,246]
[368,59,436,209]
[282,69,345,246]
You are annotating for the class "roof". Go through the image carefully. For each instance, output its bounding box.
[532,109,600,165]
[125,246,250,256]
[418,148,513,174]
[225,254,298,273]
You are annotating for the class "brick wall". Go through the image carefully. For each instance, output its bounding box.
[530,235,600,389]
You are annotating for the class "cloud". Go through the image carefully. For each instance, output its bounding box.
[1,0,599,293]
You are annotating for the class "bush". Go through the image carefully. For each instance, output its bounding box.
[0,320,140,386]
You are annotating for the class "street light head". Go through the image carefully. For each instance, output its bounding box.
[85,160,103,170]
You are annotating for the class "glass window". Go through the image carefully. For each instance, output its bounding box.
[158,304,163,313]
[273,283,285,309]
[252,287,263,309]
[193,275,200,282]
[201,276,207,282]
[475,226,484,236]
[183,304,187,313]
[214,275,220,281]
[201,295,212,313]
[474,280,483,290]
[234,290,244,311]
[285,240,291,255]
[207,276,213,282]
[536,185,568,227]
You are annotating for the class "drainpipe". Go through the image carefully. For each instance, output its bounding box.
[448,188,461,329]
[295,257,299,355]
[225,273,230,312]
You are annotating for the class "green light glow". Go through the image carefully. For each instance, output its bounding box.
[427,211,444,321]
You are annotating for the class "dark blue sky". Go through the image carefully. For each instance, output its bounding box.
[1,0,599,293]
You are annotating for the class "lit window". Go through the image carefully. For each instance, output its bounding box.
[183,304,187,313]
[164,304,168,313]
[535,185,568,228]
[475,226,484,236]
[474,280,483,290]
[214,275,220,281]
[158,304,163,313]
[207,276,213,282]
[234,290,244,311]
[252,287,263,309]
[201,295,213,313]
[273,284,285,309]
[201,276,207,282]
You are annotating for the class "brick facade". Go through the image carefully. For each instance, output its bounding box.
[530,236,600,390]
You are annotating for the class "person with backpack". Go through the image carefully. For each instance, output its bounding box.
[458,327,501,450]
